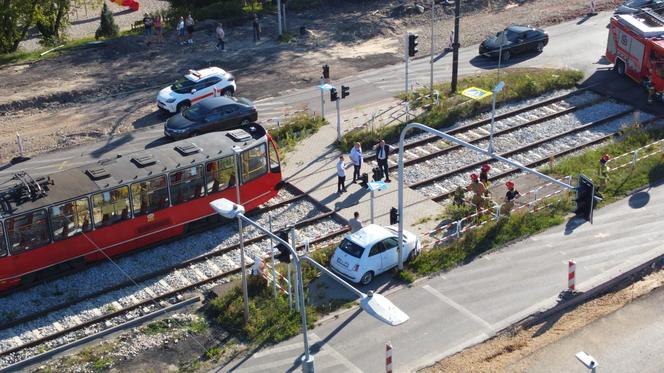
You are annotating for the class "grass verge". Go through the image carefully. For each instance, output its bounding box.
[268,112,327,157]
[339,68,583,150]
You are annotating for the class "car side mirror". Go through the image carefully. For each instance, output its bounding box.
[190,88,197,94]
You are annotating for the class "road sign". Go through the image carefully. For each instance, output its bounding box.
[367,181,387,191]
[461,87,492,100]
[319,83,335,90]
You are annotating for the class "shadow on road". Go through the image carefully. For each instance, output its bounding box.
[90,134,134,159]
[564,217,586,235]
[468,53,538,70]
[628,191,650,209]
[132,110,168,130]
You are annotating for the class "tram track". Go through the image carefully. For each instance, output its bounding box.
[0,183,350,369]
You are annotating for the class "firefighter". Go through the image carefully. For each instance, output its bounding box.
[598,153,610,190]
[452,186,465,206]
[501,181,520,216]
[466,173,486,214]
[479,163,491,196]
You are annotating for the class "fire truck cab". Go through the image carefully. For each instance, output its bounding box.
[606,9,664,102]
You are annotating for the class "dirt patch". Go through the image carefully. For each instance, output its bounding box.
[0,0,622,163]
[420,268,664,372]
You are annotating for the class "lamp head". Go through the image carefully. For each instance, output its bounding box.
[210,198,245,218]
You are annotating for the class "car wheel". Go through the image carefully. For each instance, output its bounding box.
[536,42,544,53]
[223,89,234,97]
[177,101,191,113]
[615,60,626,76]
[501,50,511,62]
[407,247,420,262]
[360,271,374,286]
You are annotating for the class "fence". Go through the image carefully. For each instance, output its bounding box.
[424,176,572,249]
[605,138,664,174]
[356,93,436,134]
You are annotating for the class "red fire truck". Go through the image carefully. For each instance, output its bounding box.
[606,9,664,102]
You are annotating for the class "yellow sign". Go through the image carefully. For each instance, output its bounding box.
[461,87,492,100]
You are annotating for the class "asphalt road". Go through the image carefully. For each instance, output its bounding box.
[0,11,615,184]
[219,176,664,373]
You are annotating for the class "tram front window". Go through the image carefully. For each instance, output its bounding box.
[241,143,268,183]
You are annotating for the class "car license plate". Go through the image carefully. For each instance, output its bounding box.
[336,257,347,267]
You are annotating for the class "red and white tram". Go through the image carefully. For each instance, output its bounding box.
[0,124,282,291]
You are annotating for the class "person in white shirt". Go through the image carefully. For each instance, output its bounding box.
[348,211,363,233]
[176,17,185,44]
[349,142,363,183]
[336,155,347,194]
[215,23,225,51]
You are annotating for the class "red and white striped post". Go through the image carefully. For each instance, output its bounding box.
[386,342,393,373]
[568,260,576,291]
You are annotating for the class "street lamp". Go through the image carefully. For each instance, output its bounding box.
[210,198,410,373]
[487,81,505,154]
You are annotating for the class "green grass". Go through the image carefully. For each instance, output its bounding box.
[188,318,209,334]
[340,68,583,150]
[142,319,171,335]
[268,112,327,156]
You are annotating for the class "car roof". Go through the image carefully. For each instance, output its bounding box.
[347,224,394,247]
[197,96,237,110]
[506,25,533,33]
[185,66,227,82]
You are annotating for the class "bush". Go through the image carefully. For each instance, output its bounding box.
[268,112,326,155]
[195,1,244,21]
[95,3,119,40]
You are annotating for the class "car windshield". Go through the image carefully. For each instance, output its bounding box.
[182,106,208,121]
[337,238,365,258]
[171,78,195,93]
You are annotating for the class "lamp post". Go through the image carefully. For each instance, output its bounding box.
[487,81,505,154]
[232,146,250,325]
[210,198,410,372]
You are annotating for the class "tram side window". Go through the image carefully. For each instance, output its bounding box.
[0,223,7,257]
[50,198,92,241]
[241,144,268,183]
[269,140,280,173]
[131,176,170,216]
[170,165,205,205]
[92,186,131,227]
[6,210,50,254]
[205,157,235,194]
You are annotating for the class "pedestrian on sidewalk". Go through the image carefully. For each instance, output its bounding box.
[143,13,153,45]
[185,14,194,44]
[375,139,391,182]
[252,14,261,42]
[337,155,347,194]
[501,181,520,216]
[348,211,363,233]
[154,14,163,44]
[349,142,363,183]
[215,23,225,51]
[466,173,486,215]
[176,17,185,44]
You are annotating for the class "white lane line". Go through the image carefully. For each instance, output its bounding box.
[252,340,306,358]
[311,332,363,373]
[423,285,494,332]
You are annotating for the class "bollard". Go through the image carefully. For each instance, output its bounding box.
[568,260,576,291]
[385,342,393,373]
[455,220,463,239]
[633,149,639,168]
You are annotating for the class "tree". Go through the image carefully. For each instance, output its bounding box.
[34,0,70,45]
[95,2,118,39]
[0,0,40,53]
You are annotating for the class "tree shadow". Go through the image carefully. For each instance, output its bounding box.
[89,134,134,159]
[132,109,169,130]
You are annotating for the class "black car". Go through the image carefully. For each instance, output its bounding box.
[479,25,548,62]
[164,96,258,140]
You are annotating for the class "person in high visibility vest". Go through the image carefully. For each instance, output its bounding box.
[466,173,486,214]
[501,181,520,216]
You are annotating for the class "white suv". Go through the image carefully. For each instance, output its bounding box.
[331,225,420,285]
[157,67,236,113]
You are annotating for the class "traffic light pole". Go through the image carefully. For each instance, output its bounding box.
[319,77,325,120]
[451,0,460,93]
[277,0,282,36]
[404,32,409,94]
[336,98,341,142]
[430,0,435,96]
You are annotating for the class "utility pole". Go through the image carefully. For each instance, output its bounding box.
[277,0,283,36]
[430,0,435,96]
[451,0,461,92]
[404,32,409,94]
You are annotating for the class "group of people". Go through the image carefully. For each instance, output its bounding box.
[336,139,392,194]
[460,163,521,217]
[142,13,164,45]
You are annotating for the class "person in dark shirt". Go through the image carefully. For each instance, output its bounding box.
[502,181,520,216]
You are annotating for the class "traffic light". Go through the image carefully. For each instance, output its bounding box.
[330,87,338,101]
[574,174,596,223]
[408,33,419,57]
[322,64,330,80]
[389,207,399,225]
[341,85,350,99]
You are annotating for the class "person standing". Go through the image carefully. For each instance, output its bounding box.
[598,153,610,190]
[336,155,347,194]
[375,139,391,182]
[185,14,194,44]
[479,163,491,196]
[501,181,520,216]
[154,15,163,44]
[252,14,261,42]
[466,173,486,215]
[143,13,153,45]
[349,142,363,183]
[176,17,185,44]
[215,23,225,51]
[348,211,363,233]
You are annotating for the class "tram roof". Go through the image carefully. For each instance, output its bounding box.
[0,124,268,218]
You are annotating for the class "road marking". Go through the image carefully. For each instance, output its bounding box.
[58,160,69,170]
[311,332,363,373]
[252,340,306,358]
[423,285,494,331]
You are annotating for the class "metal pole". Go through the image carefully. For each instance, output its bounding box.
[290,227,300,312]
[237,214,313,371]
[287,260,292,309]
[269,214,277,300]
[430,0,435,96]
[451,0,460,92]
[233,148,249,325]
[488,92,497,154]
[405,32,409,94]
[371,189,375,224]
[497,39,503,81]
[282,2,287,33]
[277,0,282,36]
[320,77,325,120]
[336,98,341,142]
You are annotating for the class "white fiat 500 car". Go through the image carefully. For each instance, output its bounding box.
[157,67,236,113]
[331,224,421,285]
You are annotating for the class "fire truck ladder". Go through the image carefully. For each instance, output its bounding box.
[642,8,664,27]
